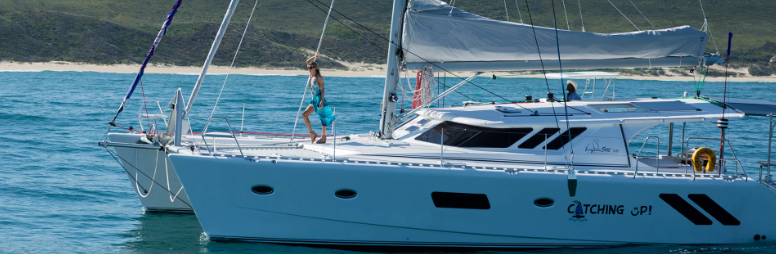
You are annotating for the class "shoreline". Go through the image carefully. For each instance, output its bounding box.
[1,61,774,82]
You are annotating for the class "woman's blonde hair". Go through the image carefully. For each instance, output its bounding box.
[308,62,321,77]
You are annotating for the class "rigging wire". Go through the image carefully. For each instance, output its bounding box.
[503,0,510,21]
[607,0,640,31]
[698,0,720,53]
[305,0,490,104]
[628,0,655,30]
[551,0,575,168]
[514,0,524,23]
[577,0,585,32]
[524,0,571,169]
[561,0,571,30]
[315,0,336,61]
[207,0,260,122]
[305,0,503,102]
[139,79,152,133]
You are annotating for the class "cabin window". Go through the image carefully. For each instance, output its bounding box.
[431,192,490,209]
[545,128,587,150]
[414,122,532,148]
[518,128,560,149]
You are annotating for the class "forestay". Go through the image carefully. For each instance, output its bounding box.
[403,0,709,71]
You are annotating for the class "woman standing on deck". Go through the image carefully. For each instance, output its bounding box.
[302,51,331,144]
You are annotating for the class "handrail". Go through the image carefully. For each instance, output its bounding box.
[767,114,774,183]
[136,99,167,132]
[634,136,660,178]
[684,137,748,181]
[200,117,244,157]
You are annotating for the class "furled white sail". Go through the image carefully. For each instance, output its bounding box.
[402,0,709,71]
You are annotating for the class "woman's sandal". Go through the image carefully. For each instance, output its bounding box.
[316,136,327,144]
[309,132,318,144]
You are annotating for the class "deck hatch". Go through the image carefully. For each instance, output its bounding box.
[431,192,490,209]
[544,128,587,150]
[415,122,532,148]
[517,128,560,149]
[631,101,697,111]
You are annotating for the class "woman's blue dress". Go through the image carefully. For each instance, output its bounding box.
[310,77,335,126]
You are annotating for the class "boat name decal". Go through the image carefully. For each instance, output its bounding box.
[568,200,652,222]
[584,139,620,154]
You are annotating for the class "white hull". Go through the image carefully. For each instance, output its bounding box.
[108,133,193,212]
[170,153,776,247]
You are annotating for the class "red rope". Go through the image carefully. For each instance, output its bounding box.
[112,123,145,133]
[139,79,153,136]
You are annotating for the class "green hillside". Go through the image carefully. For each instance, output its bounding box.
[0,0,773,74]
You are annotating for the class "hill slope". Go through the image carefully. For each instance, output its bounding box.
[0,0,773,73]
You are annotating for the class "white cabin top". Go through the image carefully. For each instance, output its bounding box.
[403,97,741,131]
[546,71,620,79]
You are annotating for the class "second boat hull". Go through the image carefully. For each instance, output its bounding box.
[170,153,776,247]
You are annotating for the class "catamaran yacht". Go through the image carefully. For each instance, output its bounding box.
[154,0,776,247]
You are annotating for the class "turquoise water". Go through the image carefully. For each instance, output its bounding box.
[2,70,776,253]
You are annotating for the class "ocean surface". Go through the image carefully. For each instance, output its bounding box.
[2,70,776,253]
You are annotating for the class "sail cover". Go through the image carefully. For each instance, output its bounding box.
[402,0,708,71]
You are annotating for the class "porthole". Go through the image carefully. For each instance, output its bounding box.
[533,198,555,208]
[335,189,357,199]
[251,185,274,195]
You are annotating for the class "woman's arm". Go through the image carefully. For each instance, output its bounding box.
[306,51,320,65]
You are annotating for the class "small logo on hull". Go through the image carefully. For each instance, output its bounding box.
[569,200,587,222]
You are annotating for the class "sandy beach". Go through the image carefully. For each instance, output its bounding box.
[1,61,774,82]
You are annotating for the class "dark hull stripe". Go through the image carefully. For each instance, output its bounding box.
[688,194,741,226]
[145,207,194,214]
[659,194,712,225]
[208,235,618,248]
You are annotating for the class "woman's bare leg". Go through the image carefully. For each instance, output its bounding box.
[316,125,327,143]
[302,105,317,143]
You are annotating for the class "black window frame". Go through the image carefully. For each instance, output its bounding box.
[518,128,561,149]
[544,127,587,150]
[414,122,533,148]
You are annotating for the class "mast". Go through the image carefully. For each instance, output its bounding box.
[378,0,406,139]
[184,0,241,118]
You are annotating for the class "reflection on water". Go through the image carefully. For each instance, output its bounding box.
[120,213,362,254]
[118,211,776,254]
[120,213,207,253]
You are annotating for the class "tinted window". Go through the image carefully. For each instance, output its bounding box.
[518,128,560,149]
[415,122,532,148]
[545,127,587,150]
[431,192,490,209]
